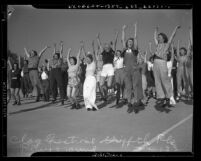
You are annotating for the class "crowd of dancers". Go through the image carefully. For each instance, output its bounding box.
[7,23,193,113]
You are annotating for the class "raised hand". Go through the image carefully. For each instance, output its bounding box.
[96,33,100,39]
[68,48,72,54]
[156,26,159,31]
[80,41,84,47]
[122,25,127,30]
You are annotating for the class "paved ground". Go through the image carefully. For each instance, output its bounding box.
[7,93,193,156]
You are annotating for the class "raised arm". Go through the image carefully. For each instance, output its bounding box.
[18,55,21,69]
[149,41,153,55]
[166,25,181,50]
[186,39,191,57]
[7,58,12,69]
[76,49,81,67]
[91,40,96,62]
[189,27,192,46]
[177,40,180,59]
[24,47,30,58]
[122,25,127,49]
[170,43,174,63]
[80,41,87,59]
[52,43,56,57]
[144,51,148,63]
[154,27,159,45]
[96,33,103,53]
[39,46,49,57]
[66,48,72,67]
[47,59,50,71]
[134,22,138,50]
[59,41,63,58]
[113,31,119,52]
[95,43,100,61]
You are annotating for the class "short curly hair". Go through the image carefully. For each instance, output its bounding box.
[158,33,168,43]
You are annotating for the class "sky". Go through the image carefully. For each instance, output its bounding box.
[7,5,192,65]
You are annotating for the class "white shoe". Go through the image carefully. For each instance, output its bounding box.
[170,96,176,105]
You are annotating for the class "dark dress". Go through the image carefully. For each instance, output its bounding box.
[11,68,21,89]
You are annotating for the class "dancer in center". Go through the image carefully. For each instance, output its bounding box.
[81,41,99,111]
[96,33,116,103]
[121,23,144,113]
[66,47,81,109]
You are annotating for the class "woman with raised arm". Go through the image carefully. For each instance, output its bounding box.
[166,43,175,95]
[81,41,99,111]
[40,63,50,102]
[7,57,13,104]
[153,25,180,106]
[20,54,32,98]
[138,51,148,105]
[9,56,22,105]
[95,34,104,100]
[185,28,193,98]
[146,42,156,99]
[176,39,192,101]
[59,41,68,100]
[121,22,144,113]
[97,33,115,103]
[113,29,125,105]
[48,45,65,105]
[66,48,81,109]
[24,46,49,102]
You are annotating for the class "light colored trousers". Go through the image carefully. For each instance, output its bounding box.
[153,59,173,99]
[83,75,97,109]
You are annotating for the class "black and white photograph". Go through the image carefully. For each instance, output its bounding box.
[5,4,193,157]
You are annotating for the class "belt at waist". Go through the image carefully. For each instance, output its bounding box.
[52,67,61,69]
[28,68,38,71]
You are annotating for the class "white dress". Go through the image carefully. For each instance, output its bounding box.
[83,61,97,109]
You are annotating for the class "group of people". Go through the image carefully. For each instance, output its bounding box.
[7,23,193,113]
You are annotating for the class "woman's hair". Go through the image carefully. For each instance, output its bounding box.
[126,38,134,48]
[24,60,28,64]
[149,55,155,62]
[32,50,38,56]
[86,54,93,62]
[180,47,187,55]
[116,50,122,54]
[54,53,60,59]
[158,33,168,43]
[70,56,77,65]
[13,63,19,69]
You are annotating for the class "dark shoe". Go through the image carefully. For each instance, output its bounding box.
[12,101,17,105]
[92,107,98,111]
[36,97,40,102]
[134,100,144,107]
[76,103,81,109]
[87,108,92,111]
[122,99,128,105]
[127,103,133,113]
[59,100,64,106]
[71,103,76,109]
